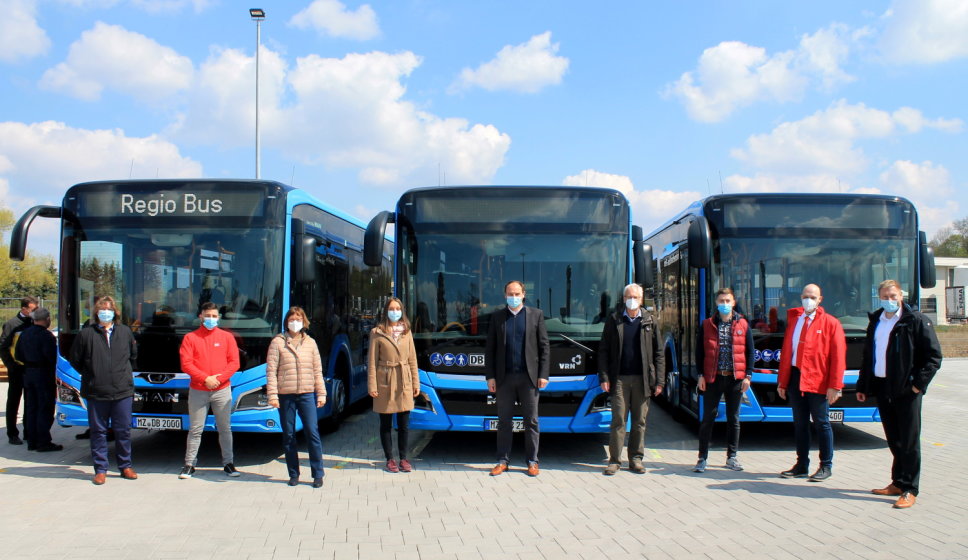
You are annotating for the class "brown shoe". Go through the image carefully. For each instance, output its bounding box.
[629,460,646,474]
[92,472,107,485]
[120,468,138,480]
[872,483,902,496]
[893,492,916,509]
[489,462,508,476]
[603,463,621,476]
[526,462,539,477]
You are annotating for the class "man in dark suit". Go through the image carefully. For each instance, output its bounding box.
[0,296,38,445]
[485,280,550,477]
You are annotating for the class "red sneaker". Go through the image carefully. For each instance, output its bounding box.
[399,459,413,473]
[385,459,399,473]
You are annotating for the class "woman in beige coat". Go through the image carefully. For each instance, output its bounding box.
[368,298,419,473]
[266,307,327,488]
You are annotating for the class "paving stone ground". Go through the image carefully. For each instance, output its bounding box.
[2,360,967,559]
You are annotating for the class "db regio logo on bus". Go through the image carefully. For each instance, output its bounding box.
[754,349,782,363]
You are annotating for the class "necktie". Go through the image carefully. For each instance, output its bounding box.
[795,316,811,368]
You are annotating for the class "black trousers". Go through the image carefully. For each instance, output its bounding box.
[379,411,410,461]
[876,387,923,495]
[697,375,743,460]
[23,369,55,446]
[496,373,539,464]
[6,365,28,440]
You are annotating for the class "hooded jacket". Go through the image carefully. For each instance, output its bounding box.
[598,310,666,391]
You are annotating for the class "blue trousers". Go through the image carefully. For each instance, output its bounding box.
[279,393,324,479]
[87,397,133,474]
[787,368,833,468]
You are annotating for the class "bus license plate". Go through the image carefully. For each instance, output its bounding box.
[828,410,844,423]
[485,419,524,432]
[136,416,182,430]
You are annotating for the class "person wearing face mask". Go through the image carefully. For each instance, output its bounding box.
[777,283,846,482]
[694,287,753,473]
[367,298,420,473]
[856,280,942,509]
[598,283,665,475]
[177,302,240,479]
[485,280,550,477]
[266,307,327,488]
[68,295,138,485]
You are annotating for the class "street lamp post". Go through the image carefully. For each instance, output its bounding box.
[249,8,265,179]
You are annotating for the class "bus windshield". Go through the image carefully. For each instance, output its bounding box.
[401,230,626,340]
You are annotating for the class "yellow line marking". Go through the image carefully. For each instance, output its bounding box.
[649,448,662,460]
[932,442,944,446]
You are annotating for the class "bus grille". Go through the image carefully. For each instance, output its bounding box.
[435,389,586,417]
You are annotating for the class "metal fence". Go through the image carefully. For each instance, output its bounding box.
[0,297,58,330]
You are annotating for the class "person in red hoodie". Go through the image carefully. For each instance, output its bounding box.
[177,302,240,479]
[777,283,846,482]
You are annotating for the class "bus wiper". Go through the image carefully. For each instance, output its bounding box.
[553,333,595,354]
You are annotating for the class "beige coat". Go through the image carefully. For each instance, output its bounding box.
[266,333,326,400]
[367,327,419,414]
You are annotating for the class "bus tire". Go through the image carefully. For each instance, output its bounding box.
[319,376,348,433]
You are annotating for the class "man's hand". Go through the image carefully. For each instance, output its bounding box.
[826,388,841,404]
[697,377,706,392]
[487,379,496,393]
[653,385,663,397]
[204,376,220,390]
[912,386,921,394]
[600,382,610,393]
[538,378,549,389]
[777,387,787,400]
[856,392,866,403]
[268,398,279,409]
[741,378,751,394]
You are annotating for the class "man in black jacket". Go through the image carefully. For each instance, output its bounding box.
[857,279,942,509]
[69,296,139,485]
[598,283,665,475]
[0,296,38,445]
[15,307,62,452]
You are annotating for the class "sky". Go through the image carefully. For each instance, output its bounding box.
[2,0,967,258]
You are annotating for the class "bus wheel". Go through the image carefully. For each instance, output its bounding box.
[319,377,347,433]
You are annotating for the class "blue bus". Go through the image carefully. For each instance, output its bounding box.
[362,186,652,432]
[9,179,392,433]
[643,193,936,424]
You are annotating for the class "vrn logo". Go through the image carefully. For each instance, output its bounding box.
[558,354,582,370]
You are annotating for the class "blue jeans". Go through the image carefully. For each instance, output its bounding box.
[787,368,833,468]
[88,397,133,474]
[279,393,324,479]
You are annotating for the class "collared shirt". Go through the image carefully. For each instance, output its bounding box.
[873,306,902,378]
[100,323,114,348]
[622,308,641,321]
[507,305,523,316]
[790,310,817,368]
[716,315,734,372]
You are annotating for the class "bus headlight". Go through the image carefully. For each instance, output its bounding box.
[588,392,611,413]
[236,386,272,410]
[414,392,434,413]
[56,378,84,408]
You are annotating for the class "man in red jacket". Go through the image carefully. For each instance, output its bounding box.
[178,302,240,479]
[777,284,846,482]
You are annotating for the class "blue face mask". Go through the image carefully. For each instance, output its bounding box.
[387,310,402,322]
[203,317,219,330]
[97,310,115,323]
[506,296,523,309]
[717,303,733,316]
[880,299,900,313]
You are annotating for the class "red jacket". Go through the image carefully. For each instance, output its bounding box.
[777,307,846,394]
[700,315,753,383]
[179,327,240,391]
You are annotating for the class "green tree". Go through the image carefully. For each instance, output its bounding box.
[929,219,968,257]
[0,207,59,299]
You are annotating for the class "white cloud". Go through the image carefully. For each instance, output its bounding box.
[39,22,193,103]
[171,47,510,187]
[880,0,968,64]
[665,24,855,122]
[562,169,700,232]
[0,0,51,63]
[731,100,963,175]
[450,32,569,94]
[723,173,853,194]
[289,0,380,41]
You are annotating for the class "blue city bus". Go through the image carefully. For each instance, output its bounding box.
[644,193,936,424]
[362,186,652,432]
[9,179,392,432]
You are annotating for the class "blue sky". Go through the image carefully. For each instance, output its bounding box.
[3,0,967,257]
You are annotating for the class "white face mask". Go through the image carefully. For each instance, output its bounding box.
[625,298,640,311]
[288,320,303,333]
[802,298,819,313]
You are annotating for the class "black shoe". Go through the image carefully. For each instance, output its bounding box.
[780,464,809,478]
[312,478,323,488]
[223,463,241,477]
[809,466,832,482]
[288,477,299,486]
[28,443,37,450]
[35,443,63,452]
[75,429,91,440]
[178,466,196,479]
[8,436,23,445]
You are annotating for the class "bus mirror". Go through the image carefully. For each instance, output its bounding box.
[364,210,394,267]
[631,225,643,242]
[294,235,317,284]
[9,205,62,261]
[687,216,711,269]
[919,230,936,289]
[634,242,654,289]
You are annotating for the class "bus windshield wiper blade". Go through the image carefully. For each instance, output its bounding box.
[553,333,595,354]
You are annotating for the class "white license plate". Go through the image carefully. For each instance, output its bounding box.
[136,416,182,430]
[828,410,844,422]
[485,419,524,432]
